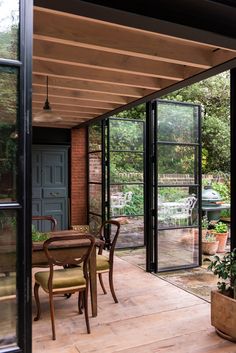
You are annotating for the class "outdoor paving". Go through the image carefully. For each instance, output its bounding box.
[32,255,236,353]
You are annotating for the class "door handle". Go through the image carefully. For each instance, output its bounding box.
[50,192,60,197]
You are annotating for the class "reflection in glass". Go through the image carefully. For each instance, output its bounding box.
[158,145,198,184]
[110,152,143,183]
[89,122,102,152]
[0,210,17,348]
[89,152,102,183]
[158,228,199,270]
[89,214,102,235]
[157,102,198,143]
[158,186,198,228]
[0,67,18,202]
[0,0,19,59]
[115,216,144,248]
[110,120,143,151]
[110,184,144,217]
[89,184,102,215]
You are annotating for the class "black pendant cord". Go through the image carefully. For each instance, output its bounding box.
[43,76,50,110]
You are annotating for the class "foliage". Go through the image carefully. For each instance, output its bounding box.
[204,232,217,242]
[31,224,49,242]
[214,221,228,233]
[211,181,230,203]
[123,185,143,215]
[165,71,230,174]
[202,216,209,229]
[208,249,236,296]
[114,104,145,121]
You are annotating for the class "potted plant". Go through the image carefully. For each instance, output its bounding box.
[202,232,219,255]
[208,249,236,341]
[214,221,229,253]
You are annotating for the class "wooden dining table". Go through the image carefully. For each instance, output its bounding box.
[32,230,103,317]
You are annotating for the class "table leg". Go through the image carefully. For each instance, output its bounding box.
[89,246,97,317]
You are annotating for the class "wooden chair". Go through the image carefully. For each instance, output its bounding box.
[70,225,90,233]
[32,215,57,231]
[33,234,95,340]
[96,220,120,303]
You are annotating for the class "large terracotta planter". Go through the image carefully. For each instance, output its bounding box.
[211,290,236,342]
[215,232,228,253]
[202,240,219,255]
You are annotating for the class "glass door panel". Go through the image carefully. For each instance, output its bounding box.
[108,118,144,248]
[156,100,201,271]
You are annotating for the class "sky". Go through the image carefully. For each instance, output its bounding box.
[0,0,19,32]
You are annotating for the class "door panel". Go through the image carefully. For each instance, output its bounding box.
[32,146,68,231]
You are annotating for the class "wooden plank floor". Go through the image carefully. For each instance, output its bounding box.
[32,256,236,353]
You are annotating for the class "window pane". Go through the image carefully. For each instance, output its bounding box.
[0,209,17,349]
[89,122,102,152]
[89,214,102,235]
[0,0,19,60]
[89,183,102,215]
[110,152,143,183]
[110,184,143,217]
[89,152,102,183]
[110,120,143,151]
[158,145,198,184]
[158,186,198,228]
[158,228,199,271]
[115,216,144,248]
[0,67,18,202]
[157,102,198,143]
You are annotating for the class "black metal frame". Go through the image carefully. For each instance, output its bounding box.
[0,0,32,352]
[152,99,201,272]
[230,69,236,251]
[106,118,145,245]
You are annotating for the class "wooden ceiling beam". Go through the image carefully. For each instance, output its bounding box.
[33,38,196,81]
[32,85,130,104]
[32,101,108,114]
[32,95,120,109]
[32,74,150,98]
[34,9,214,68]
[33,59,165,90]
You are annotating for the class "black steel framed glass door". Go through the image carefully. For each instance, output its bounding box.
[154,100,201,271]
[107,118,144,248]
[0,0,32,352]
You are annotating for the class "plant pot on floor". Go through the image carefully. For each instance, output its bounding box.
[211,290,236,342]
[215,232,228,253]
[202,240,219,255]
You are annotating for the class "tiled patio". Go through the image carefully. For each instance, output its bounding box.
[33,256,235,353]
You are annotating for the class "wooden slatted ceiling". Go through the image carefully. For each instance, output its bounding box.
[32,6,236,129]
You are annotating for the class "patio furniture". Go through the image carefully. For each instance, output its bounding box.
[33,234,95,340]
[32,215,57,231]
[32,229,103,317]
[96,220,120,303]
[170,196,197,226]
[110,192,133,216]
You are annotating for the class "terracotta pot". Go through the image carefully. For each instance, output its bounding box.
[215,232,228,253]
[211,290,236,342]
[202,240,219,255]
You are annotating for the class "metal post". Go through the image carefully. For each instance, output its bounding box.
[230,68,236,251]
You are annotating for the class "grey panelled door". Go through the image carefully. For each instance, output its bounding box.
[32,145,69,231]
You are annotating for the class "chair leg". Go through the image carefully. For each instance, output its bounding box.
[34,282,41,321]
[49,292,56,340]
[83,290,90,334]
[78,292,83,314]
[98,273,107,294]
[109,270,118,303]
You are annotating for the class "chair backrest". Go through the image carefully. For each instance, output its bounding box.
[70,225,90,233]
[32,215,57,231]
[98,220,120,262]
[43,234,95,283]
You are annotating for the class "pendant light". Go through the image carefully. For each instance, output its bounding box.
[33,76,62,122]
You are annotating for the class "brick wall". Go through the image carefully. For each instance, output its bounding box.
[71,128,87,225]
